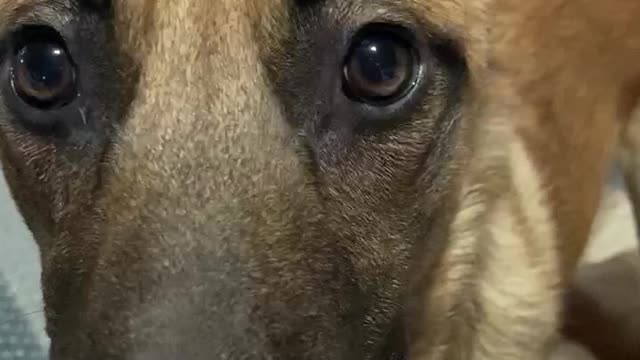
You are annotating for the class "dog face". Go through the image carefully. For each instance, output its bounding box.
[0,0,492,358]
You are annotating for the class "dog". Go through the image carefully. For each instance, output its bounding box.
[0,0,638,359]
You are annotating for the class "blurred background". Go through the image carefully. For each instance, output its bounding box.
[0,165,637,359]
[0,167,49,360]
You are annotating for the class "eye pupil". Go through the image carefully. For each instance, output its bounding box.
[343,29,418,104]
[355,40,401,84]
[11,40,76,109]
[19,44,68,89]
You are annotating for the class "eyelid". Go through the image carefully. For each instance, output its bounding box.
[1,3,72,40]
[342,5,465,58]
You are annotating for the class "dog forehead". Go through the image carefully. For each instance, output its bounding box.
[108,0,488,50]
[111,0,290,57]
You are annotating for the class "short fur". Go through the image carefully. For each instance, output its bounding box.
[0,0,638,359]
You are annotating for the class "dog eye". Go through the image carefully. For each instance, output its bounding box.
[9,27,77,110]
[343,26,419,105]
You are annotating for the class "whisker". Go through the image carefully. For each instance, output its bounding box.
[0,309,45,327]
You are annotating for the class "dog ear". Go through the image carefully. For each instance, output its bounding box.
[561,250,640,360]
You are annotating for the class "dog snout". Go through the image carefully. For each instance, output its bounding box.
[76,103,315,357]
[67,127,324,359]
[46,3,351,358]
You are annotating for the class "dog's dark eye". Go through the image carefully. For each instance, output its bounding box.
[10,29,77,109]
[343,27,418,105]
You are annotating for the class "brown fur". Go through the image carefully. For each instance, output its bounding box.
[490,0,640,277]
[483,1,640,358]
[0,0,638,359]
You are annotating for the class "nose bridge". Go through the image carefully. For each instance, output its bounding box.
[86,2,306,353]
[111,0,297,208]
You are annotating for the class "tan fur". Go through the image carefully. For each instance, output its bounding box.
[409,86,562,359]
[0,0,639,359]
[481,0,640,357]
[491,0,640,276]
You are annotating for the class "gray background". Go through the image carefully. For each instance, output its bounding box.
[0,167,49,359]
